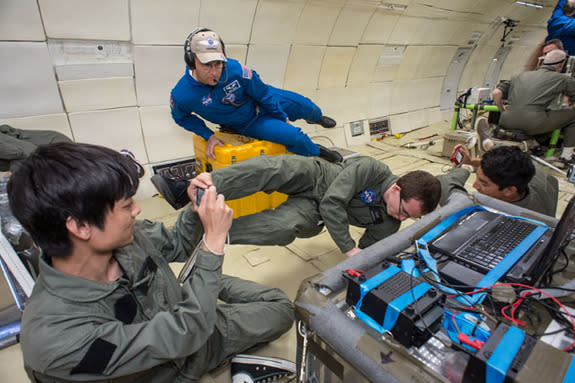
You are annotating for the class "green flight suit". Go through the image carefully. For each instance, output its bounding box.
[437,164,558,217]
[0,125,72,172]
[21,207,294,382]
[497,66,575,146]
[210,155,400,254]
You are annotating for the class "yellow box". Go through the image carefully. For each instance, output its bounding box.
[193,132,289,218]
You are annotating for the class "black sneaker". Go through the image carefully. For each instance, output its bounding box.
[317,144,343,163]
[120,149,145,178]
[151,174,190,210]
[231,354,296,383]
[306,115,337,128]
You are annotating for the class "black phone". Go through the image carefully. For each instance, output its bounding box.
[196,188,204,206]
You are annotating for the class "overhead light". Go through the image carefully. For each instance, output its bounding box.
[515,1,543,9]
[378,3,407,11]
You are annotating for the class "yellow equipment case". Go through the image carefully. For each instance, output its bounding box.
[193,132,288,218]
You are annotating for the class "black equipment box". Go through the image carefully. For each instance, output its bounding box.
[344,264,444,348]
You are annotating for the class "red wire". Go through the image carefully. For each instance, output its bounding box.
[448,282,575,352]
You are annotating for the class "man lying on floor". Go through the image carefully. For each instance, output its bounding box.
[152,154,441,257]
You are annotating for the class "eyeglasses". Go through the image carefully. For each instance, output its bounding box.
[398,197,411,220]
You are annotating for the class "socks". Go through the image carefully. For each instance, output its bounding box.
[561,146,574,160]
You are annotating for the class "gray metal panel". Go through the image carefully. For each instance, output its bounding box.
[482,46,512,89]
[440,47,474,112]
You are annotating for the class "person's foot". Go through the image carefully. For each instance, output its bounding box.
[307,116,337,128]
[317,144,343,163]
[151,174,190,210]
[231,354,296,383]
[475,118,493,152]
[557,156,575,170]
[120,149,145,178]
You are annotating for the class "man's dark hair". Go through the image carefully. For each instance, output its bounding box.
[396,170,441,214]
[480,146,535,195]
[8,142,140,258]
[544,38,564,51]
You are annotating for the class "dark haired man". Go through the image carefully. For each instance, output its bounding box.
[152,155,442,257]
[8,142,294,382]
[439,145,558,217]
[170,28,342,162]
[547,0,575,55]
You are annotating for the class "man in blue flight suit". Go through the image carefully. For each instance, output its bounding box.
[547,0,575,55]
[170,28,342,163]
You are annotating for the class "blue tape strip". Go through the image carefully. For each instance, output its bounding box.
[478,225,548,288]
[354,266,400,334]
[419,205,485,243]
[564,356,575,383]
[383,281,430,331]
[486,326,525,383]
[418,205,549,305]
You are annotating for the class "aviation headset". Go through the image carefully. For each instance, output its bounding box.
[184,28,227,70]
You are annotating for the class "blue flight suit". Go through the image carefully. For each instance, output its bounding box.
[170,58,324,156]
[547,0,575,55]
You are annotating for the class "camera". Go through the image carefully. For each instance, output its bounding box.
[450,147,464,165]
[568,164,575,184]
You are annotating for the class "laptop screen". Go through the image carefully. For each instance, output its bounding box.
[532,196,575,286]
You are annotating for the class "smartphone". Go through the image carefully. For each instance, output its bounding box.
[450,147,464,165]
[196,188,204,206]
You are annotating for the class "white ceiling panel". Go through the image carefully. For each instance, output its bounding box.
[318,47,356,88]
[0,0,45,41]
[0,42,63,118]
[284,45,326,90]
[251,0,305,44]
[293,3,341,45]
[39,0,130,40]
[199,0,258,44]
[131,0,200,44]
[246,44,291,88]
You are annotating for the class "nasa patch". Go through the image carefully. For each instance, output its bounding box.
[359,189,377,204]
[223,92,236,104]
[202,94,213,106]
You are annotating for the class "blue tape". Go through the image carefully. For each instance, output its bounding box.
[354,265,431,334]
[354,266,400,334]
[401,259,420,277]
[486,326,525,383]
[564,356,575,383]
[418,205,548,305]
[383,281,430,331]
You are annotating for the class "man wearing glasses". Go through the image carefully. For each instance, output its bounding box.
[152,154,441,257]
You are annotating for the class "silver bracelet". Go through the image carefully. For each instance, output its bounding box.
[201,233,228,255]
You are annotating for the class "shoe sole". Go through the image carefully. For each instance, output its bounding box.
[231,354,296,373]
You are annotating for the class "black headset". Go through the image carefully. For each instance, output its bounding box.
[184,28,227,70]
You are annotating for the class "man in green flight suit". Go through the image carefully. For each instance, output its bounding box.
[8,142,295,382]
[153,154,442,257]
[0,124,72,174]
[438,144,558,217]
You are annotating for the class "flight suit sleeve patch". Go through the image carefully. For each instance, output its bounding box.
[70,338,117,375]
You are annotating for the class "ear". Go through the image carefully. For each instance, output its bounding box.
[501,185,518,198]
[65,217,91,241]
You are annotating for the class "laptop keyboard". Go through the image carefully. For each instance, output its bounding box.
[457,218,536,272]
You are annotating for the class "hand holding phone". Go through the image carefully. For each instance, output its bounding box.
[450,147,464,165]
[196,188,204,206]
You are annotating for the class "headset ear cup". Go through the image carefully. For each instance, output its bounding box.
[184,50,195,70]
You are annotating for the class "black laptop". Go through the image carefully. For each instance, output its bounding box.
[429,196,575,288]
